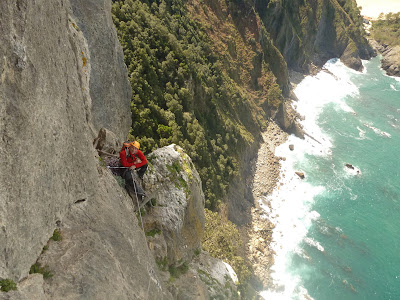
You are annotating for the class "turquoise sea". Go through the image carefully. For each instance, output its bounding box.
[261,56,400,300]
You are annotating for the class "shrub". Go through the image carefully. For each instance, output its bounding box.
[169,262,189,279]
[145,228,161,237]
[50,229,62,241]
[156,257,169,271]
[203,209,251,285]
[29,263,53,279]
[0,279,17,292]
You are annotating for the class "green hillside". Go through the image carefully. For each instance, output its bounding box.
[372,13,400,46]
[112,0,283,210]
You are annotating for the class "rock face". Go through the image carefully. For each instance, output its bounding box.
[369,39,400,77]
[68,0,132,136]
[380,46,400,77]
[0,0,128,285]
[24,167,170,300]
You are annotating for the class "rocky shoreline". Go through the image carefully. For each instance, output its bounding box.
[245,121,289,290]
[369,39,400,77]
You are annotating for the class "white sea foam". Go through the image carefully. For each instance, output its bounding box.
[363,123,392,138]
[388,115,399,129]
[390,84,398,91]
[356,126,368,140]
[260,59,358,298]
[361,60,370,74]
[304,237,325,252]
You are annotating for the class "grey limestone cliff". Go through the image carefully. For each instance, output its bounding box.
[0,0,131,282]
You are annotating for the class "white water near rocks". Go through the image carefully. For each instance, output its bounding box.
[259,57,400,299]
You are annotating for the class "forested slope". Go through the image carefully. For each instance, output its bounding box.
[112,0,285,210]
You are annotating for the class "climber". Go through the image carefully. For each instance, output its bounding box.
[120,141,148,198]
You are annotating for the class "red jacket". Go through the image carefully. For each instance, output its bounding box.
[120,148,147,168]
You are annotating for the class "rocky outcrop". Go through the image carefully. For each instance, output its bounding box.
[17,165,170,300]
[380,46,400,77]
[171,252,238,299]
[0,0,129,282]
[141,144,237,298]
[143,144,205,265]
[371,41,400,77]
[68,0,132,136]
[369,39,400,77]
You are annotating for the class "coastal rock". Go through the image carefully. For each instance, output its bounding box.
[340,43,363,72]
[295,172,305,179]
[369,40,400,77]
[289,144,294,151]
[381,46,400,77]
[345,163,355,170]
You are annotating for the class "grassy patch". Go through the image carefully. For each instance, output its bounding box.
[50,229,62,242]
[169,262,189,279]
[167,161,182,175]
[203,209,251,287]
[156,257,169,271]
[194,248,201,256]
[0,279,17,292]
[98,156,106,167]
[145,228,161,237]
[29,263,53,279]
[41,245,49,254]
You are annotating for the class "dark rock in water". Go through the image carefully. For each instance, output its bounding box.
[289,144,294,151]
[295,172,305,179]
[345,163,354,170]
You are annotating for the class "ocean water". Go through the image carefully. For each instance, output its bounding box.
[260,56,400,300]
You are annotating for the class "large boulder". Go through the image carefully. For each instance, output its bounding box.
[142,144,205,265]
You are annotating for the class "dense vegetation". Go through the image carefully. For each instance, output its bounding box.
[112,0,282,210]
[203,209,251,292]
[372,13,400,46]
